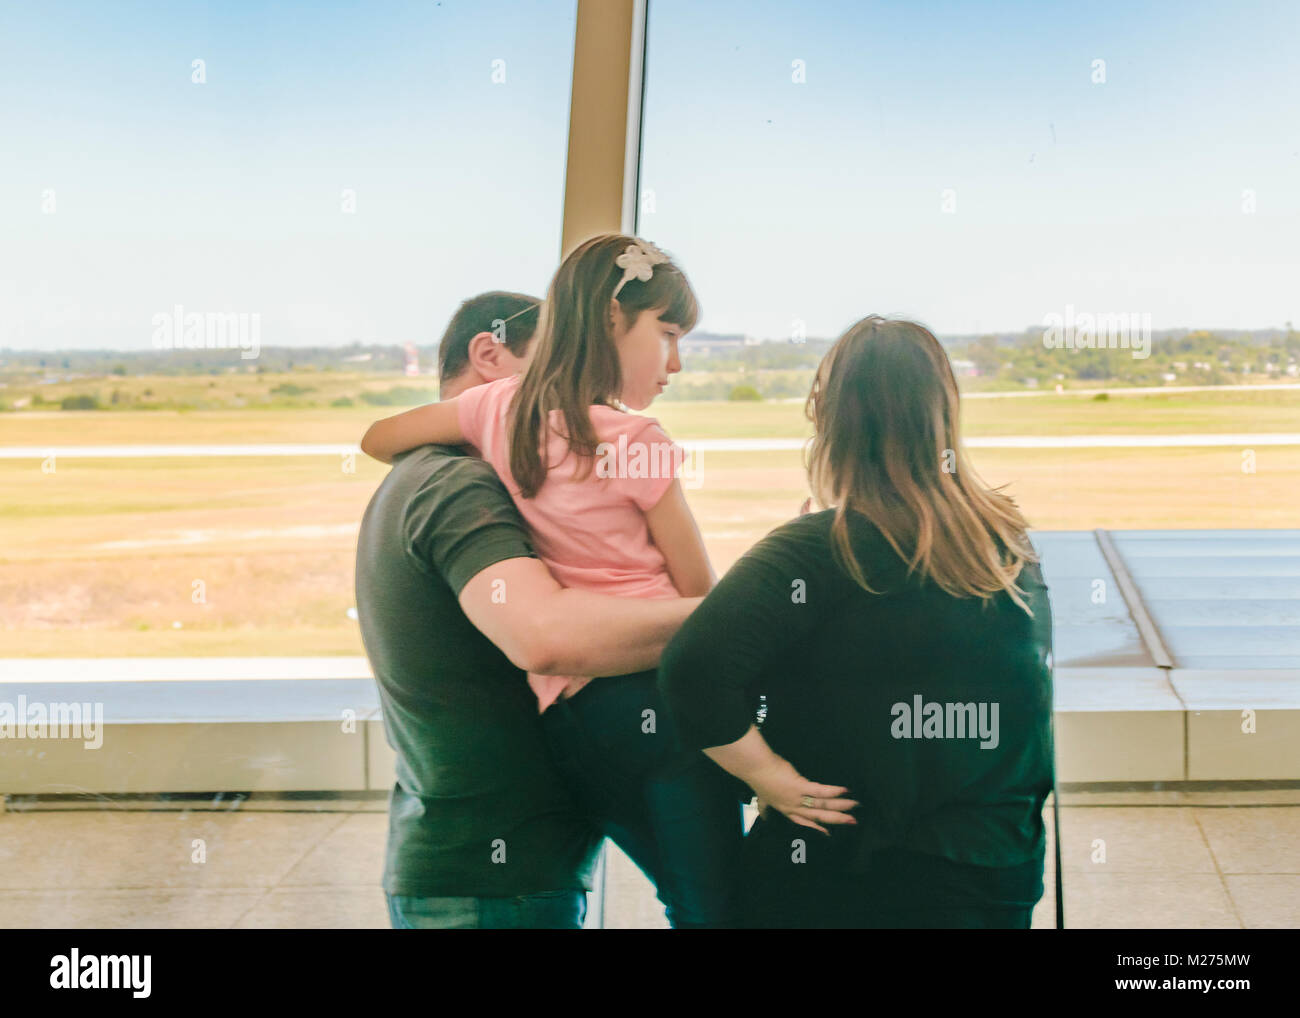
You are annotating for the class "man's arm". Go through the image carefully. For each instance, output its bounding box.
[459,557,701,677]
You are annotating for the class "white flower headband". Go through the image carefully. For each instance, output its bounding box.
[612,239,670,298]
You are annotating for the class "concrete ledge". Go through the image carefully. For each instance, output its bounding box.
[366,719,396,792]
[1053,668,1186,782]
[0,678,379,722]
[2,663,1299,792]
[0,676,380,794]
[1172,670,1300,780]
[0,721,372,794]
[0,658,373,683]
[1054,711,1186,783]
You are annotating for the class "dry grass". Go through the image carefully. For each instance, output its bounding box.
[2,433,1295,656]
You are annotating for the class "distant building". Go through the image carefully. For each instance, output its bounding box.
[404,343,420,377]
[950,358,978,377]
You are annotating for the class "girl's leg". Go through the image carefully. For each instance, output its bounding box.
[538,681,671,915]
[643,747,745,928]
[544,671,746,928]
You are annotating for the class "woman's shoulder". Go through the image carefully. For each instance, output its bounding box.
[751,507,931,594]
[768,506,836,539]
[764,506,889,553]
[742,507,885,572]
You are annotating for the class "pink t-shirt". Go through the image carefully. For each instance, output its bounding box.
[456,374,686,710]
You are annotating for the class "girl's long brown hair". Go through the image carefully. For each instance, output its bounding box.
[805,315,1040,614]
[508,234,699,497]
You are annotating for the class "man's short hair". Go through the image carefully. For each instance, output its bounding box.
[437,291,541,384]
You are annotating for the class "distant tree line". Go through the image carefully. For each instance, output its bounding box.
[2,328,1295,405]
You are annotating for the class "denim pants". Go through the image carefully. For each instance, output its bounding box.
[386,889,586,929]
[540,671,746,929]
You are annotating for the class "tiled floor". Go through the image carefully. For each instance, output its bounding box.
[1,789,1297,929]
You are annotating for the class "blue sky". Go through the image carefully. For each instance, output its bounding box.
[0,0,576,351]
[1,0,1296,351]
[640,0,1300,339]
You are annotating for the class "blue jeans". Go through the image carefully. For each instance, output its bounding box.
[386,889,586,929]
[541,671,746,929]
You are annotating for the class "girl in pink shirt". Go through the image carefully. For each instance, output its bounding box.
[361,234,742,927]
[451,369,688,709]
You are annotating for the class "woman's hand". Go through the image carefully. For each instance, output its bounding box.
[703,726,857,836]
[745,755,858,836]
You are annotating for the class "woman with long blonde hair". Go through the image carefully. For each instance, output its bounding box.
[659,315,1055,928]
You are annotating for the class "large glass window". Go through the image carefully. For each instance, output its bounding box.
[640,0,1299,570]
[1,0,577,657]
[635,0,1300,931]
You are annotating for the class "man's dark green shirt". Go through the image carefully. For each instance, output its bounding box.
[355,444,601,898]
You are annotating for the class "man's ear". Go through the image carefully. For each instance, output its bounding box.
[465,331,514,380]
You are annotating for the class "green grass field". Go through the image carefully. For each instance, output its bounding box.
[2,385,1297,656]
